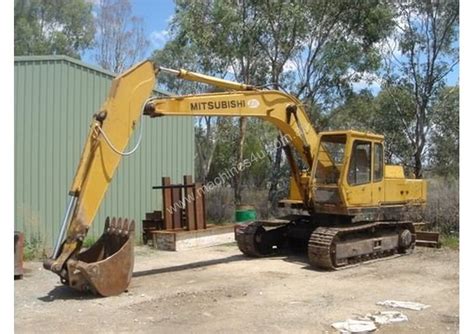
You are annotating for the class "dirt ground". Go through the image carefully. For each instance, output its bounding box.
[15,244,458,333]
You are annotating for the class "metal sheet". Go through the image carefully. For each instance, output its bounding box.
[14,56,194,250]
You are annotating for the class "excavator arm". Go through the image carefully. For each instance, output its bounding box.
[44,60,321,296]
[43,61,156,295]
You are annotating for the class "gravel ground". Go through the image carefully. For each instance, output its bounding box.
[15,244,459,333]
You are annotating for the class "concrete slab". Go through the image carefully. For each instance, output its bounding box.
[151,225,236,251]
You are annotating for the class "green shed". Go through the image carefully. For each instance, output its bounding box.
[14,55,194,250]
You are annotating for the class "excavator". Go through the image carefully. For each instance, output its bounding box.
[43,60,427,296]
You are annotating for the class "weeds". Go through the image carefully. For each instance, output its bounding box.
[205,187,235,223]
[205,187,275,223]
[424,178,459,236]
[441,235,459,250]
[23,235,45,261]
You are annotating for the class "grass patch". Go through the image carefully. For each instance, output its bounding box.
[441,234,459,250]
[23,235,45,261]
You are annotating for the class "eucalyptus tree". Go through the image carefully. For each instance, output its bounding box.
[14,0,95,58]
[381,0,459,178]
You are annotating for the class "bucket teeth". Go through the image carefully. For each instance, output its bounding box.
[117,217,123,234]
[122,219,130,236]
[65,216,135,296]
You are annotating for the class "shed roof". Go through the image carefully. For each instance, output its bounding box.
[14,55,170,96]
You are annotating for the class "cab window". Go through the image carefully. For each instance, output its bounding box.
[348,141,371,185]
[316,135,347,184]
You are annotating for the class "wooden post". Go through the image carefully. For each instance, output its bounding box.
[162,177,173,230]
[194,182,206,230]
[183,175,196,231]
[172,187,182,229]
[202,187,207,229]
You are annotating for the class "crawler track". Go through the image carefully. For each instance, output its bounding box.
[236,220,416,270]
[308,221,415,270]
[235,222,268,257]
[235,221,287,257]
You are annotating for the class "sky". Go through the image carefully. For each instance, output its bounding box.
[83,0,459,92]
[130,0,175,52]
[83,0,175,64]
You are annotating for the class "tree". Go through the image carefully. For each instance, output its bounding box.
[14,0,95,58]
[329,88,414,166]
[428,86,459,178]
[157,0,268,205]
[382,0,459,178]
[375,86,417,166]
[194,116,228,182]
[329,90,378,132]
[292,0,393,110]
[93,0,149,73]
[207,118,273,189]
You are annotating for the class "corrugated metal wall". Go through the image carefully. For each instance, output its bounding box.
[14,56,194,249]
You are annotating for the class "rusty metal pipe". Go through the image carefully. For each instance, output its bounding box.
[52,195,77,259]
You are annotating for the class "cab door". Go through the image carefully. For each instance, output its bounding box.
[371,142,385,204]
[345,140,373,205]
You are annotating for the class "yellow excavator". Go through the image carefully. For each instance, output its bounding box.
[43,61,427,296]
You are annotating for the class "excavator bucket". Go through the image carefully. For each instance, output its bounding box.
[65,217,135,296]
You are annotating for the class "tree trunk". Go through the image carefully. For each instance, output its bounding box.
[414,153,423,178]
[413,102,427,179]
[268,135,283,208]
[195,117,220,182]
[414,143,424,179]
[234,117,247,205]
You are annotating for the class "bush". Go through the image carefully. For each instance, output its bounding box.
[241,188,271,219]
[424,178,459,236]
[205,187,276,223]
[205,186,235,224]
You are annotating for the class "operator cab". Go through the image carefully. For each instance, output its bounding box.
[282,130,387,211]
[316,131,384,184]
[313,130,385,208]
